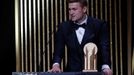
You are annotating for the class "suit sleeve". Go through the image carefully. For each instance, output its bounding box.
[53,24,65,64]
[99,21,111,67]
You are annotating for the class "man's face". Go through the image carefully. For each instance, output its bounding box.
[69,2,87,22]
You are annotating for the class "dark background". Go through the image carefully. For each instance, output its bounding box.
[132,0,134,49]
[0,0,15,74]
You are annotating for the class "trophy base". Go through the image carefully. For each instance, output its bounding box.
[82,69,98,72]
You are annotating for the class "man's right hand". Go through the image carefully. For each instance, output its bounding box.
[48,64,62,73]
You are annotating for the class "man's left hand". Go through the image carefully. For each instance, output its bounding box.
[102,68,112,75]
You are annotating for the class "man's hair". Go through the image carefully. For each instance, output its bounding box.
[67,0,87,7]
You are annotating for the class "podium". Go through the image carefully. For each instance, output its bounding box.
[12,72,103,75]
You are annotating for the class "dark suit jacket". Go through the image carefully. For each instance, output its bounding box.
[53,16,111,72]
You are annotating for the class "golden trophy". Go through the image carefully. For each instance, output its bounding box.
[83,42,98,72]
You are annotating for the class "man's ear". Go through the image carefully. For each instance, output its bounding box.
[83,6,87,13]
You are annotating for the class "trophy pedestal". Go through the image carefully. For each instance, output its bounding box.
[82,70,98,72]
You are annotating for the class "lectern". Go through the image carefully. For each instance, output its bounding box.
[12,72,103,75]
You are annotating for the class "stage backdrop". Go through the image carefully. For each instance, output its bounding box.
[15,0,133,75]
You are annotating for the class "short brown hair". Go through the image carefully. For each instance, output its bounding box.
[67,0,87,7]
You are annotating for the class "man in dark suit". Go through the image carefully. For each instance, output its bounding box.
[49,0,112,75]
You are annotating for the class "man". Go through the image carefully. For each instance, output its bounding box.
[49,0,112,75]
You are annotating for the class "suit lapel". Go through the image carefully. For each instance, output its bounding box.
[69,30,80,47]
[67,21,80,47]
[81,17,95,45]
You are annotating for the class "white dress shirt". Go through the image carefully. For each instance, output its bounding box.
[75,15,87,44]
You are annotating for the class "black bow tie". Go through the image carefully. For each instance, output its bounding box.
[73,23,86,30]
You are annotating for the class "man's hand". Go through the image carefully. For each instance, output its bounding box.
[102,68,112,75]
[48,64,62,73]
